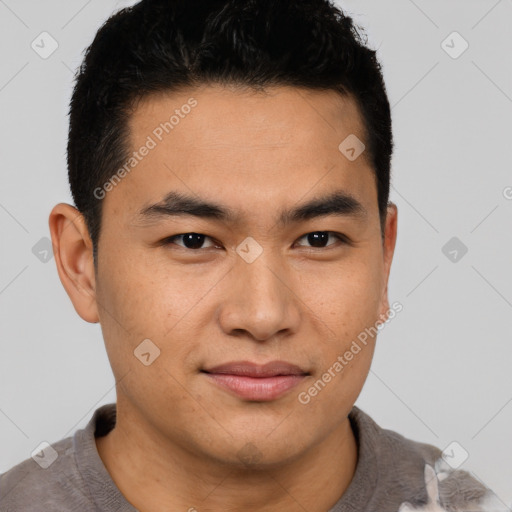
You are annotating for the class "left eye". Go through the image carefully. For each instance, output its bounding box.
[295,231,346,248]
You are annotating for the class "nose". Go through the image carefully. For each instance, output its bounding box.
[217,253,302,342]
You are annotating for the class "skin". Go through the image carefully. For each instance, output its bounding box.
[49,84,397,512]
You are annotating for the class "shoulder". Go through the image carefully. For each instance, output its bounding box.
[350,407,506,511]
[397,461,508,512]
[0,435,94,512]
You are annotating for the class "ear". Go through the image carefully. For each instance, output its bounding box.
[378,202,398,321]
[49,203,99,323]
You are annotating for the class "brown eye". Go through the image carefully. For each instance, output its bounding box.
[164,233,217,250]
[295,231,347,248]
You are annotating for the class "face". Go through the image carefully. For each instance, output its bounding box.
[79,85,396,467]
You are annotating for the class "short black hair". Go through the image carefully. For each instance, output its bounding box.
[67,0,393,259]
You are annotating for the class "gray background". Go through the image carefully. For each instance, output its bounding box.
[0,0,511,505]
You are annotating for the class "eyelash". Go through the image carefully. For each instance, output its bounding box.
[161,231,350,251]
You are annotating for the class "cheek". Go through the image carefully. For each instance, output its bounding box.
[93,239,171,374]
[294,252,384,388]
[297,265,380,416]
[94,245,224,374]
[96,263,160,335]
[94,262,192,402]
[300,254,384,325]
[96,240,198,334]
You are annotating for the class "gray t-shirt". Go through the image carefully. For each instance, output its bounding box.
[0,403,505,511]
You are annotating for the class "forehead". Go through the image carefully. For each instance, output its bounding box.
[129,84,366,151]
[107,84,377,221]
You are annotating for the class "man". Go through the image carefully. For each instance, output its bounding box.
[0,1,505,511]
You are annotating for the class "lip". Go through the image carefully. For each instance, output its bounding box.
[202,360,309,401]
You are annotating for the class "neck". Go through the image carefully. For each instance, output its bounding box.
[95,400,358,512]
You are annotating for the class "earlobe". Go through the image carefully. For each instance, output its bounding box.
[49,203,99,323]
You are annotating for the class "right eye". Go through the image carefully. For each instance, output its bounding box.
[161,233,220,250]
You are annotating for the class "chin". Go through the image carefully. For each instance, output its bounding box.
[212,432,311,470]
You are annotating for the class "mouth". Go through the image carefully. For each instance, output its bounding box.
[201,360,310,401]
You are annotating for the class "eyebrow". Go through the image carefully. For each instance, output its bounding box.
[138,190,367,226]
